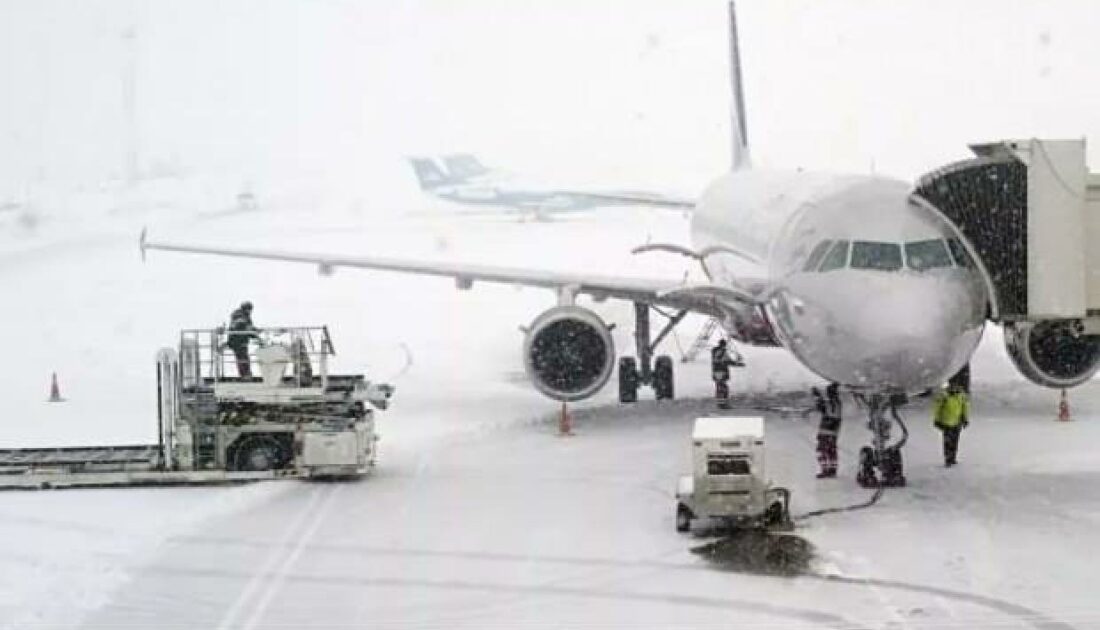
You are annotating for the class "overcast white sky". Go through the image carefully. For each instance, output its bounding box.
[0,0,1097,194]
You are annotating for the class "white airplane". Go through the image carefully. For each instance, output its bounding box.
[408,153,693,220]
[144,2,1003,486]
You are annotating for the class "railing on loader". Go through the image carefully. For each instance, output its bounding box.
[180,325,335,389]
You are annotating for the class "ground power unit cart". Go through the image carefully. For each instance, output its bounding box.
[675,417,791,532]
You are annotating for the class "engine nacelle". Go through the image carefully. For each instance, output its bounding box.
[523,306,615,402]
[1004,321,1100,388]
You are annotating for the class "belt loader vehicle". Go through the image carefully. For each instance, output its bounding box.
[0,326,394,489]
[675,416,790,532]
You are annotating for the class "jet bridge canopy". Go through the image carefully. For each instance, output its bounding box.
[913,138,1096,323]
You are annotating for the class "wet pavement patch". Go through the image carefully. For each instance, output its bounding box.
[691,530,814,577]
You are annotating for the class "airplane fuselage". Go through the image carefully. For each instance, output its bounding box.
[692,170,988,393]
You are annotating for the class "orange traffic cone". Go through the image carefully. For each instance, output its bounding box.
[558,401,574,437]
[48,372,64,403]
[1058,389,1071,422]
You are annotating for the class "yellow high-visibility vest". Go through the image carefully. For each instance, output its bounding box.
[932,391,969,429]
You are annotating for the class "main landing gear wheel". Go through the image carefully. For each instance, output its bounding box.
[654,355,675,400]
[619,357,639,403]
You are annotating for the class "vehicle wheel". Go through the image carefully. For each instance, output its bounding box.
[619,357,639,404]
[676,503,693,532]
[654,355,674,400]
[232,435,288,472]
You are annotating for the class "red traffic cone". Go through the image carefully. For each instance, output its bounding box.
[1058,389,1071,422]
[48,372,64,403]
[558,401,574,437]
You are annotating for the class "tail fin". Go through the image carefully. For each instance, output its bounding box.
[728,0,751,170]
[442,154,490,180]
[408,158,452,190]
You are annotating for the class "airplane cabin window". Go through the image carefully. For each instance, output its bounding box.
[905,239,953,271]
[802,240,834,272]
[851,241,903,271]
[818,240,850,271]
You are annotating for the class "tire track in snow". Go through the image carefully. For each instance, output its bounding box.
[174,537,1073,630]
[214,486,326,630]
[237,483,342,630]
[104,563,867,629]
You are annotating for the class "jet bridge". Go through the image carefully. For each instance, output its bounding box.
[912,139,1100,388]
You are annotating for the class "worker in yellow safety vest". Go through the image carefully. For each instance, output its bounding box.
[932,383,970,467]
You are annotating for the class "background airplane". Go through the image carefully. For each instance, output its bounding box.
[408,153,693,219]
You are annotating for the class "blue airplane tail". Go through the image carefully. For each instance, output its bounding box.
[441,154,490,180]
[408,154,493,190]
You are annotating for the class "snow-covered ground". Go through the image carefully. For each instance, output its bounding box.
[2,188,1099,629]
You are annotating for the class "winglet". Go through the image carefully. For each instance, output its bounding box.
[139,227,147,262]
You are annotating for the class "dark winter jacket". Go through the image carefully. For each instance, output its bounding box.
[711,345,738,380]
[815,394,842,435]
[227,308,258,350]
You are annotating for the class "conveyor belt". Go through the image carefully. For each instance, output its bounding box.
[0,444,160,471]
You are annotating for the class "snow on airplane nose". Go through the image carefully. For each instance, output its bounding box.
[772,268,986,392]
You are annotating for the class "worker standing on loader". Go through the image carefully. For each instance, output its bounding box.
[227,301,259,377]
[932,383,969,467]
[812,383,843,478]
[711,339,740,408]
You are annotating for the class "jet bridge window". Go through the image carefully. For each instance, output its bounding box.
[818,240,850,272]
[851,241,902,271]
[707,455,751,476]
[904,239,953,271]
[802,240,834,272]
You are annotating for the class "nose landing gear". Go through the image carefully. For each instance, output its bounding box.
[855,393,908,488]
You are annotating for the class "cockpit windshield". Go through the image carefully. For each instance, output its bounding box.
[946,237,974,268]
[802,239,834,272]
[851,241,903,271]
[905,239,953,271]
[818,240,850,272]
[804,238,963,272]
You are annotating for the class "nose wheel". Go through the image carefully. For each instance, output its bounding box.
[855,394,908,488]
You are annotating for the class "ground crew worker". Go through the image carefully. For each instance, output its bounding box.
[932,383,969,467]
[711,339,740,408]
[811,383,843,478]
[227,301,259,377]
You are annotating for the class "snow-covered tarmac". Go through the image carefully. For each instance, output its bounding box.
[2,193,1099,629]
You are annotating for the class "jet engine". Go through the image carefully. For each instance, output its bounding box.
[1004,321,1100,388]
[523,306,615,401]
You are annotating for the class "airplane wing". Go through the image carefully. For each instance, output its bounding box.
[140,231,764,317]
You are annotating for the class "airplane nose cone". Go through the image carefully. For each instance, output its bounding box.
[773,271,985,391]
